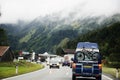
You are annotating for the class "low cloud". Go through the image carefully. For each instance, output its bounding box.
[0,0,120,23]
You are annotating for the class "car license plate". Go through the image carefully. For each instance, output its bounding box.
[83,66,92,68]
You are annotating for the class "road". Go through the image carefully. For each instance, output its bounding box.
[3,65,113,80]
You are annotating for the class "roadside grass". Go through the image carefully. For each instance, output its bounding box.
[102,66,120,79]
[0,61,44,79]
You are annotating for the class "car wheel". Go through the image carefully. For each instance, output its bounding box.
[72,74,76,80]
[49,66,51,69]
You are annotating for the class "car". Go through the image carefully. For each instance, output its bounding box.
[46,61,50,66]
[72,42,102,80]
[36,60,41,64]
[62,55,70,66]
[62,61,70,66]
[49,59,60,69]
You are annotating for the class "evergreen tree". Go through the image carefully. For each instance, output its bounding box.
[0,28,9,46]
[65,22,120,67]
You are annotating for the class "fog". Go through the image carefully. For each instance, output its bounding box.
[0,0,120,23]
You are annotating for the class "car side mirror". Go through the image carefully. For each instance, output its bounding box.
[71,58,74,61]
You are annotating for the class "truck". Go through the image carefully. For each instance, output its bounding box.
[62,55,70,66]
[71,42,102,80]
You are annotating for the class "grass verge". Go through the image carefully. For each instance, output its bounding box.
[102,66,120,79]
[0,61,44,79]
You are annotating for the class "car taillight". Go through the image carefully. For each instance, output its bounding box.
[98,64,102,69]
[72,63,76,69]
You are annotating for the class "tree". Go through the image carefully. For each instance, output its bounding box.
[108,53,120,68]
[65,22,120,67]
[0,28,9,46]
[56,47,64,56]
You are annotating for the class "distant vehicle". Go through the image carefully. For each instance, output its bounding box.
[55,56,64,64]
[47,61,49,65]
[72,42,102,80]
[49,58,60,69]
[36,60,41,64]
[62,61,70,66]
[62,55,70,66]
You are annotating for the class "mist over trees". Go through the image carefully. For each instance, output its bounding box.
[0,13,120,68]
[0,28,8,46]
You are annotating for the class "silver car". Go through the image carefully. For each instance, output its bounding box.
[49,59,60,69]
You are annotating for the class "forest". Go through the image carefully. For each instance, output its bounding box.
[0,22,120,67]
[64,22,120,68]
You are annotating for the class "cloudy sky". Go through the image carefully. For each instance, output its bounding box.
[0,0,120,23]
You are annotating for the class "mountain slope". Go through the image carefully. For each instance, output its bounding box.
[0,14,120,53]
[65,22,120,60]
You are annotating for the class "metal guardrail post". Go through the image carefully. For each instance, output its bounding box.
[116,68,119,79]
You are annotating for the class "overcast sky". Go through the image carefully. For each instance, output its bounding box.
[0,0,120,23]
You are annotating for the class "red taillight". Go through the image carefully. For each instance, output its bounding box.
[98,64,102,69]
[72,63,76,68]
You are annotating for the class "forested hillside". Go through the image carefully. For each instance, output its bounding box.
[0,14,120,54]
[65,22,120,67]
[0,28,8,46]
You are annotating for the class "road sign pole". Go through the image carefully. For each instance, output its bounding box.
[16,64,18,74]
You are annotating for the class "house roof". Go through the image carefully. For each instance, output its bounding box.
[0,46,9,56]
[63,49,75,54]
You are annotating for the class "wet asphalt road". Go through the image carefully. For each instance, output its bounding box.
[2,65,113,80]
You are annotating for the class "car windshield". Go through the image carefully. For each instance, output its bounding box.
[76,51,99,61]
[50,60,58,64]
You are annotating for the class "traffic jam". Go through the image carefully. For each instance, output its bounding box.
[45,42,102,80]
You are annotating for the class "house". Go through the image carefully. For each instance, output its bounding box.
[63,49,75,54]
[63,49,75,60]
[0,46,14,62]
[18,51,31,60]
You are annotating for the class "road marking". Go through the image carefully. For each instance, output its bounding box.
[102,74,113,80]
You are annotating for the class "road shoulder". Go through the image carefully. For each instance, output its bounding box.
[103,73,116,80]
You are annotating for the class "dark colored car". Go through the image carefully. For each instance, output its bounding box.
[62,61,70,66]
[72,42,102,80]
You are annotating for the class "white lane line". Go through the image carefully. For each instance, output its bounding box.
[102,74,113,80]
